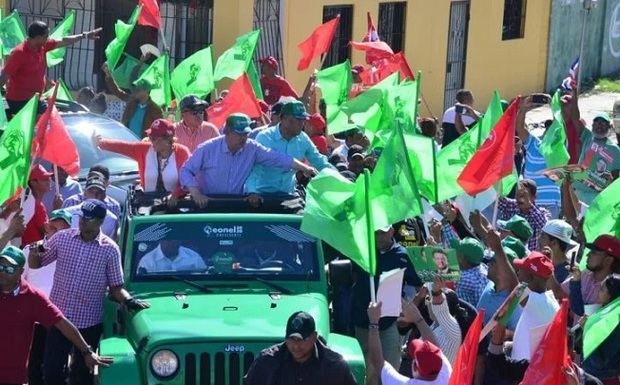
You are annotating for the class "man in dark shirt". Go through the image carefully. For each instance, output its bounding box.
[244,311,357,385]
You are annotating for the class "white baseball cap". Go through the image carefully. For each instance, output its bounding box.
[542,219,577,246]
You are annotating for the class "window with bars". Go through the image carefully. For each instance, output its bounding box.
[322,5,353,68]
[378,2,407,53]
[502,0,527,40]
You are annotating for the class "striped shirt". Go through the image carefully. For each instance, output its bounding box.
[523,134,560,206]
[41,228,124,329]
[498,197,550,250]
[456,264,489,307]
[430,295,462,364]
[174,120,220,153]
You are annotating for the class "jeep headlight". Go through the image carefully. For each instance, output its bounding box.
[151,350,179,378]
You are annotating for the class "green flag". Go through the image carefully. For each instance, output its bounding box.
[43,79,74,102]
[105,6,141,70]
[301,168,376,275]
[213,30,261,82]
[247,60,264,100]
[171,46,215,100]
[435,92,504,201]
[583,296,620,359]
[540,91,569,169]
[134,54,172,108]
[582,179,620,254]
[112,53,144,89]
[46,10,76,67]
[0,11,27,57]
[316,60,352,121]
[0,96,37,204]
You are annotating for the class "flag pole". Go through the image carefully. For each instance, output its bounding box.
[363,169,377,303]
[576,0,593,94]
[53,164,60,196]
[158,29,170,55]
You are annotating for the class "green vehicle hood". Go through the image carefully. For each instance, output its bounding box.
[126,292,329,351]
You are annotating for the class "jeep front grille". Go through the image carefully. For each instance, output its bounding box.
[184,352,255,385]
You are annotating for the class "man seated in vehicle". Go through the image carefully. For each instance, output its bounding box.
[137,239,206,274]
[179,112,318,208]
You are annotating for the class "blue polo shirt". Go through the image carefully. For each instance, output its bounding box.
[523,134,561,206]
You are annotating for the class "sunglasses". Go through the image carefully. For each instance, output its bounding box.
[0,265,18,274]
[183,109,203,116]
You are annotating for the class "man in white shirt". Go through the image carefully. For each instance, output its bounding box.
[367,302,452,385]
[137,240,206,274]
[441,89,480,147]
[511,251,559,361]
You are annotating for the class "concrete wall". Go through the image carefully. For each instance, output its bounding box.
[466,0,551,109]
[601,0,620,76]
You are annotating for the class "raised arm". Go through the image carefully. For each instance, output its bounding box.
[101,63,131,102]
[516,96,535,143]
[485,230,518,292]
[55,27,102,48]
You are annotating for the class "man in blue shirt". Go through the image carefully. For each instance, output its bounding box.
[245,101,332,202]
[42,167,82,214]
[179,113,317,208]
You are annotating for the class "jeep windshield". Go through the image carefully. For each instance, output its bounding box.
[131,220,319,281]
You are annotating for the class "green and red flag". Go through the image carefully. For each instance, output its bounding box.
[297,16,339,70]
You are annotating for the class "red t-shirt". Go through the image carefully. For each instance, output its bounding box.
[4,40,59,101]
[311,135,328,155]
[260,75,299,105]
[0,279,63,384]
[21,200,48,247]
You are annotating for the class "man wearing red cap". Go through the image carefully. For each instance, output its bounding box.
[305,113,329,155]
[511,251,559,361]
[367,302,452,385]
[260,56,299,105]
[21,165,52,247]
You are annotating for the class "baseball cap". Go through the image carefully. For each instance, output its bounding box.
[281,101,310,120]
[407,339,443,377]
[501,236,527,259]
[285,311,316,340]
[513,251,554,279]
[347,144,365,161]
[85,177,106,192]
[271,101,285,116]
[0,245,26,267]
[180,95,208,111]
[497,215,533,242]
[260,56,279,70]
[451,237,484,265]
[29,164,53,181]
[80,199,107,220]
[542,219,577,246]
[308,113,326,133]
[49,209,73,226]
[593,112,612,123]
[586,234,620,259]
[146,119,176,138]
[225,113,254,135]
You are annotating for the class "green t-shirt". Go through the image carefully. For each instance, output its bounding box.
[574,128,620,205]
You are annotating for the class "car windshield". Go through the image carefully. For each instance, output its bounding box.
[131,221,319,281]
[61,113,139,178]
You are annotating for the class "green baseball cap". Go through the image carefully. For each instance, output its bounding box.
[281,101,310,120]
[225,113,254,135]
[50,209,73,226]
[593,112,612,123]
[451,237,484,265]
[497,215,533,242]
[0,245,26,267]
[502,247,518,261]
[501,236,527,259]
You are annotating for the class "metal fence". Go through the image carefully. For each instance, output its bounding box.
[252,0,284,76]
[10,0,214,91]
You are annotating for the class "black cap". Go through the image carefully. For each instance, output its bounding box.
[271,101,284,116]
[285,311,316,339]
[347,144,365,161]
[180,95,208,111]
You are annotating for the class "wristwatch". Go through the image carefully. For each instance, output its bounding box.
[81,345,94,356]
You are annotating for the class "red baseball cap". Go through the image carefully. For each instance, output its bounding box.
[29,164,53,181]
[260,56,278,70]
[513,251,554,279]
[307,113,326,133]
[407,339,443,377]
[586,235,620,259]
[146,119,175,138]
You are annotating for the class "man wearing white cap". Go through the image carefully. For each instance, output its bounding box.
[538,219,578,283]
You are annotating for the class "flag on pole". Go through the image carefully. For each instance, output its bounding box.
[43,79,74,102]
[213,30,261,82]
[583,296,620,360]
[247,60,264,100]
[448,310,484,385]
[362,11,379,42]
[561,57,579,92]
[46,10,76,67]
[582,179,620,246]
[105,5,141,70]
[134,53,172,108]
[316,60,353,120]
[540,91,570,169]
[0,11,27,57]
[297,16,339,70]
[170,46,215,100]
[138,0,161,29]
[0,96,38,205]
[112,54,145,89]
[359,52,414,85]
[206,74,262,128]
[457,97,520,196]
[350,41,394,64]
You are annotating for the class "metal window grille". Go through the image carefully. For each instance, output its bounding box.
[378,1,406,53]
[321,5,352,68]
[502,0,527,40]
[252,0,284,76]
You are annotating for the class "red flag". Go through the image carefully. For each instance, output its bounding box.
[206,74,262,128]
[34,88,80,176]
[448,310,484,385]
[457,97,520,195]
[350,41,394,64]
[138,0,161,29]
[359,52,414,85]
[520,299,571,385]
[297,16,340,70]
[362,11,379,42]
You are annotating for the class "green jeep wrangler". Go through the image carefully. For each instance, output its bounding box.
[97,194,366,385]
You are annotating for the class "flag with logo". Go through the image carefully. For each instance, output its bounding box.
[297,16,339,70]
[46,10,75,67]
[540,91,570,169]
[134,53,171,107]
[105,5,141,70]
[213,30,261,82]
[170,46,214,100]
[0,10,27,57]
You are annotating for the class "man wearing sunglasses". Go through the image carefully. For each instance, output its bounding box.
[0,245,112,385]
[174,95,220,153]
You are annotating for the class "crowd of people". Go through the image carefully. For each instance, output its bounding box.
[0,17,619,385]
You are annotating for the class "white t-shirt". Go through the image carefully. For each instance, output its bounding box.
[137,244,207,273]
[143,147,179,193]
[22,246,56,297]
[381,354,452,385]
[511,290,560,361]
